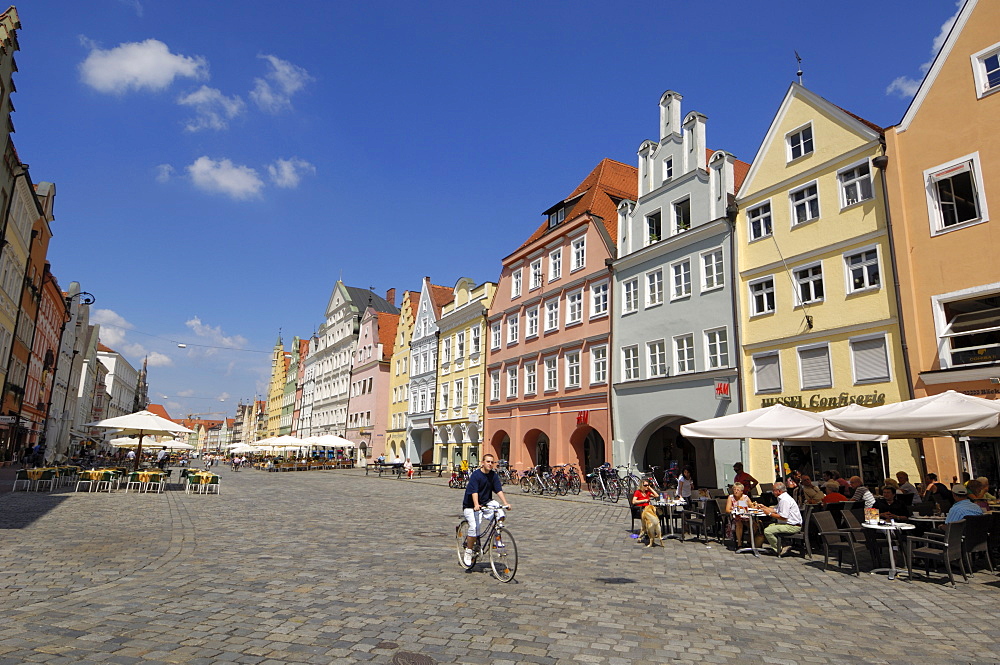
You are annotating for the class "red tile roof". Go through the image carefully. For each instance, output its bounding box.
[517,158,638,251]
[378,312,400,361]
[429,283,453,317]
[834,104,885,135]
[146,403,172,420]
[97,343,115,353]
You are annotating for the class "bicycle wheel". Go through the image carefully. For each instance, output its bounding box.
[625,475,639,496]
[520,477,530,493]
[557,477,569,496]
[588,475,601,499]
[608,479,621,503]
[530,478,542,495]
[456,521,474,570]
[569,476,581,495]
[489,527,518,582]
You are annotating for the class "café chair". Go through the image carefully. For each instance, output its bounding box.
[813,510,866,576]
[628,495,643,534]
[907,520,967,586]
[775,504,814,558]
[12,469,32,491]
[841,508,883,567]
[94,471,116,492]
[681,500,719,543]
[961,513,993,574]
[34,470,56,492]
[75,474,94,493]
[124,473,144,493]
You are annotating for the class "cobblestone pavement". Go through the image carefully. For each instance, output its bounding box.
[1,468,999,665]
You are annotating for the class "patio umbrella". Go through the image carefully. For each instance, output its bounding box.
[680,403,884,442]
[305,434,356,448]
[86,410,193,471]
[823,390,1000,476]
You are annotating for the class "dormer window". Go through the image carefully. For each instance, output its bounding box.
[787,125,814,161]
[548,207,565,228]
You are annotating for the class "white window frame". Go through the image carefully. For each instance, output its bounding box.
[490,370,500,401]
[789,181,820,226]
[511,268,522,299]
[924,152,990,235]
[797,342,833,390]
[506,315,519,345]
[456,331,466,359]
[490,322,501,350]
[971,42,1000,99]
[566,290,583,326]
[931,285,1000,370]
[524,362,537,395]
[544,356,558,391]
[590,281,609,318]
[591,344,607,385]
[747,200,772,241]
[838,159,874,209]
[752,351,782,394]
[671,196,691,235]
[471,325,481,355]
[440,383,450,412]
[670,259,692,301]
[571,236,586,272]
[526,306,539,338]
[701,249,724,292]
[793,261,824,306]
[565,351,581,388]
[647,339,667,378]
[544,298,560,332]
[849,333,892,385]
[646,269,664,307]
[548,248,563,282]
[529,259,543,290]
[506,366,518,397]
[622,278,639,314]
[749,276,776,316]
[786,123,814,162]
[646,210,663,245]
[470,375,480,405]
[442,336,452,363]
[843,245,881,294]
[673,334,695,374]
[622,345,640,381]
[663,157,673,182]
[704,327,729,370]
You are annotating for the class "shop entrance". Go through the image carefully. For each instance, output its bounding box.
[970,437,1000,482]
[775,440,888,487]
[642,424,697,487]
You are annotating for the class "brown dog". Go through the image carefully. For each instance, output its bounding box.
[640,504,663,547]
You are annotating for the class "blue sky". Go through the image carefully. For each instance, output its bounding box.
[13,0,960,419]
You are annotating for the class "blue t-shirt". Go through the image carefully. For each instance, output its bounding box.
[463,469,502,509]
[946,498,984,523]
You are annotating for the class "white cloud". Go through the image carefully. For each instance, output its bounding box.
[146,352,173,367]
[267,157,315,188]
[178,85,246,131]
[155,164,174,183]
[886,2,963,99]
[80,38,208,94]
[250,54,312,113]
[91,309,133,347]
[186,156,264,200]
[117,0,143,17]
[176,389,195,398]
[122,342,148,358]
[185,317,250,351]
[217,392,231,402]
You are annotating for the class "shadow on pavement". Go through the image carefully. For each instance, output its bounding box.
[0,493,71,529]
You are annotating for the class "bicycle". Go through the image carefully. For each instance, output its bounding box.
[587,464,621,502]
[456,501,518,582]
[448,469,469,489]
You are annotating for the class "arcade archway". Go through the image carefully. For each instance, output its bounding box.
[633,415,716,488]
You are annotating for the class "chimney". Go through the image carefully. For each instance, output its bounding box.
[385,288,396,306]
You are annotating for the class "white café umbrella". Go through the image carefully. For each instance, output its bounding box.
[824,390,1000,476]
[86,410,193,470]
[680,403,885,442]
[305,434,356,448]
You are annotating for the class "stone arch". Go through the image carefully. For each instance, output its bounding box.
[569,425,606,473]
[522,428,550,470]
[490,429,510,464]
[631,414,715,488]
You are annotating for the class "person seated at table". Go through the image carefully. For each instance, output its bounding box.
[922,473,955,510]
[848,476,876,508]
[946,480,984,523]
[831,470,850,492]
[676,467,694,505]
[975,476,996,501]
[726,482,753,548]
[758,482,803,555]
[784,475,805,506]
[968,479,990,510]
[733,462,758,497]
[404,457,414,479]
[874,486,911,520]
[895,471,919,496]
[799,475,824,505]
[822,481,848,504]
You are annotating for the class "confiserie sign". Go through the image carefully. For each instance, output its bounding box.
[760,391,887,409]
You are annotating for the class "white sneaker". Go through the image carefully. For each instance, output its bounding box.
[463,548,474,566]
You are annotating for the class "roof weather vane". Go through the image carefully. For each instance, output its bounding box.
[795,51,803,85]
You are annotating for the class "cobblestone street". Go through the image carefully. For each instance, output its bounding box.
[1,468,999,664]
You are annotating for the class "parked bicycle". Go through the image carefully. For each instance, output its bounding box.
[455,500,518,582]
[448,468,469,489]
[587,463,621,502]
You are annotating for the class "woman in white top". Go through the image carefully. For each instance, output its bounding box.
[676,467,694,503]
[726,483,754,548]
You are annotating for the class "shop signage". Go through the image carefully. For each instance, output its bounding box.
[0,415,14,424]
[576,410,589,426]
[714,380,731,400]
[760,391,887,409]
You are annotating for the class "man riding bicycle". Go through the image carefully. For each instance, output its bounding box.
[462,453,511,566]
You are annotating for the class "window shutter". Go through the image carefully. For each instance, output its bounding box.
[852,337,889,382]
[799,346,832,389]
[754,353,781,393]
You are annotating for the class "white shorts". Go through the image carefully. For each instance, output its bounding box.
[464,500,505,537]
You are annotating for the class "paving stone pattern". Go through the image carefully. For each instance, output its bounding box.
[1,468,998,664]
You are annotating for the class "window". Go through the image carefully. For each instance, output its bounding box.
[748,202,772,241]
[928,159,985,230]
[506,366,518,397]
[840,162,873,207]
[798,345,832,390]
[663,157,673,181]
[524,363,537,395]
[549,248,562,281]
[490,322,501,350]
[526,306,539,337]
[470,376,480,405]
[646,211,662,244]
[455,379,464,407]
[623,279,639,314]
[566,290,583,325]
[457,331,466,359]
[972,45,1000,98]
[440,383,449,412]
[851,335,890,383]
[787,125,813,161]
[705,328,729,369]
[442,336,452,364]
[591,345,607,384]
[591,282,608,317]
[845,249,880,292]
[565,352,581,388]
[490,371,500,401]
[671,260,691,300]
[702,250,724,291]
[571,236,586,271]
[940,294,1000,367]
[749,277,775,315]
[471,325,481,355]
[544,299,559,331]
[790,183,819,225]
[647,340,667,378]
[544,356,558,391]
[548,207,565,228]
[506,315,519,345]
[753,352,781,393]
[530,259,543,289]
[622,346,640,381]
[646,270,663,307]
[674,334,695,374]
[511,269,522,298]
[794,263,824,304]
[673,198,691,234]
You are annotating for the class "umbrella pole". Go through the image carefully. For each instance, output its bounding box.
[135,429,144,472]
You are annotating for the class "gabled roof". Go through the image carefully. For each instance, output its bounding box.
[97,343,116,353]
[428,283,453,317]
[517,158,638,251]
[377,312,400,361]
[146,403,172,420]
[345,285,399,315]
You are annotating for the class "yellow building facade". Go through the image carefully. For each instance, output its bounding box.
[433,278,495,469]
[385,291,418,461]
[736,83,918,486]
[266,336,288,438]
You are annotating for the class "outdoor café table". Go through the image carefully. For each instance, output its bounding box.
[651,499,687,540]
[862,521,916,580]
[187,472,218,493]
[734,508,770,557]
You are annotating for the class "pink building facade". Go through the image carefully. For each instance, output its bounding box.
[345,306,398,461]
